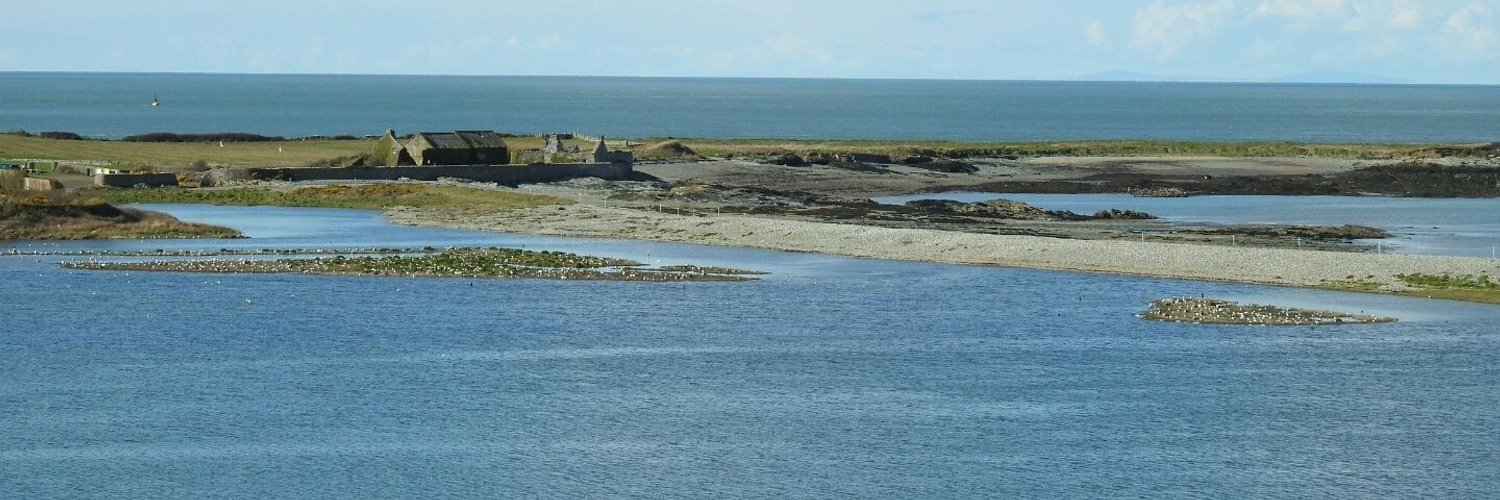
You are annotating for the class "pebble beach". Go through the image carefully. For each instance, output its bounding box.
[388,203,1500,292]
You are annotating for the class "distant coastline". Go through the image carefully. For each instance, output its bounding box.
[3,72,1497,142]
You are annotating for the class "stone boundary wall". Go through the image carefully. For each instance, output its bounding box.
[23,177,62,191]
[202,163,632,187]
[96,173,179,188]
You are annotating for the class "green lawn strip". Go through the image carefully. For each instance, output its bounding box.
[1320,273,1500,305]
[87,183,568,211]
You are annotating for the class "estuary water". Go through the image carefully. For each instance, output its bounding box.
[3,72,1499,142]
[877,193,1500,258]
[1,205,1497,498]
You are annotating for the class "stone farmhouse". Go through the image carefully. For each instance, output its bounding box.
[373,130,511,166]
[202,130,637,186]
[372,130,633,167]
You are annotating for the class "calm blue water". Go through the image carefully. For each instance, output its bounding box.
[3,72,1499,142]
[1,205,1497,498]
[878,193,1500,258]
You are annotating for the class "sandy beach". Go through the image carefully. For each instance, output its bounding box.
[387,202,1500,292]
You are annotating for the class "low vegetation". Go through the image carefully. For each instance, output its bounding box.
[1319,273,1500,305]
[1393,273,1500,304]
[63,247,761,282]
[8,133,1490,173]
[647,138,1465,161]
[0,170,23,191]
[0,134,371,168]
[87,183,569,211]
[121,132,289,143]
[638,141,702,161]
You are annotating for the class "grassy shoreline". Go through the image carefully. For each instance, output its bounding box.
[0,193,241,240]
[643,138,1470,160]
[6,133,1492,169]
[89,183,569,211]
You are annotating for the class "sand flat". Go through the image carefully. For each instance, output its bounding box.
[387,204,1500,291]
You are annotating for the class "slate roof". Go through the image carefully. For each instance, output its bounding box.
[411,131,509,151]
[456,131,508,149]
[414,132,473,150]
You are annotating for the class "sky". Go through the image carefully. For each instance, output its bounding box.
[2,0,1497,84]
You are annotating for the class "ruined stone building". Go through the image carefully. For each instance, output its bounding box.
[542,134,580,155]
[371,130,634,167]
[372,130,511,166]
[590,137,635,164]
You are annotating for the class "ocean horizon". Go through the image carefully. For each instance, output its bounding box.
[4,72,1498,143]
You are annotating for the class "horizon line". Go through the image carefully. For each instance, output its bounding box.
[2,69,1496,87]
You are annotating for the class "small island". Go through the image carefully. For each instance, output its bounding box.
[2,171,239,240]
[62,247,764,282]
[0,194,240,240]
[1142,298,1397,326]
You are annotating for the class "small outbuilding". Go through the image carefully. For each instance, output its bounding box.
[590,137,635,164]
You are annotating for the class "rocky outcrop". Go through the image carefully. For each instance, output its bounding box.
[1143,298,1397,326]
[913,159,979,174]
[764,153,807,167]
[1090,209,1157,220]
[905,199,1155,221]
[827,161,889,174]
[1185,224,1391,241]
[200,167,253,187]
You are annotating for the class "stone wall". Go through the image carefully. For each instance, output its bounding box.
[23,177,62,191]
[201,163,632,187]
[96,173,179,188]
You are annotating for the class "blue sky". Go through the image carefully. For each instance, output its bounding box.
[3,0,1497,83]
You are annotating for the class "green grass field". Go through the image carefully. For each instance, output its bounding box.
[90,183,569,211]
[4,133,1475,170]
[0,134,372,168]
[652,138,1452,160]
[1392,273,1500,304]
[1321,273,1500,305]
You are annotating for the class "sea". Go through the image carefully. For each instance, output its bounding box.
[2,205,1497,498]
[877,193,1500,259]
[2,72,1499,142]
[3,74,1500,498]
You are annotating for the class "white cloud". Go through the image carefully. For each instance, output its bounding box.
[1382,1,1425,30]
[1131,0,1236,60]
[1342,0,1427,32]
[505,34,564,51]
[1243,36,1277,59]
[1085,20,1109,47]
[1439,2,1500,60]
[1255,0,1345,21]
